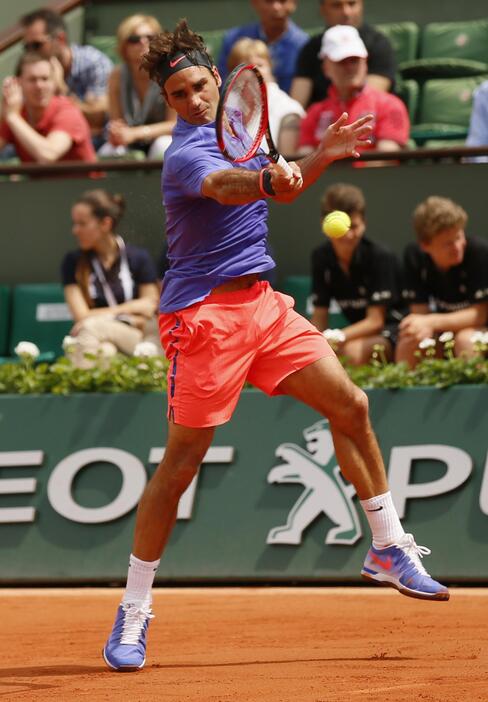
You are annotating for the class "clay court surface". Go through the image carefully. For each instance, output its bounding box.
[1,587,487,702]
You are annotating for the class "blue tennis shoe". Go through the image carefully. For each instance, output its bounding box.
[361,533,450,601]
[103,602,154,671]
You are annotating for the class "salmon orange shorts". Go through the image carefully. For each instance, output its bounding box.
[159,281,334,428]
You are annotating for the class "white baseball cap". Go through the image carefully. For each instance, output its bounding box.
[318,25,368,62]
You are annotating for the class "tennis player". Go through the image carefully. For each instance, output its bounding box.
[103,20,449,672]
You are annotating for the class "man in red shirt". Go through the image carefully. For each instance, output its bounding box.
[0,52,96,163]
[299,25,409,155]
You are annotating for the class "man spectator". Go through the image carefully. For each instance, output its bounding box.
[311,183,405,365]
[20,8,112,132]
[396,196,488,367]
[218,0,308,93]
[0,53,96,163]
[298,26,409,156]
[291,0,395,108]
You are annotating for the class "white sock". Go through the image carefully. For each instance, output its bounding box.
[122,553,160,608]
[360,491,405,549]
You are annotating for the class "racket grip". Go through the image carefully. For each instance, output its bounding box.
[273,153,294,176]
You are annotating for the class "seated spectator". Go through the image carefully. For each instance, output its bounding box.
[227,38,305,157]
[0,53,96,163]
[396,196,488,367]
[99,14,176,160]
[218,0,308,93]
[291,0,396,108]
[466,79,488,163]
[61,189,160,367]
[310,183,405,365]
[20,8,113,135]
[298,26,409,158]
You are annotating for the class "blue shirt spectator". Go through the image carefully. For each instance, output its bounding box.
[218,1,308,93]
[67,44,113,101]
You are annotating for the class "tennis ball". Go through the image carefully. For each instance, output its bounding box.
[322,211,351,239]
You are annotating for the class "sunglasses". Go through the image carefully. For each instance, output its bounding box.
[24,39,48,51]
[126,34,155,44]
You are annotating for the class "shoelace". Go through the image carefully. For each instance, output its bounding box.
[398,533,431,576]
[120,604,154,645]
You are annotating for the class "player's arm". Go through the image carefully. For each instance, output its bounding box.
[273,112,373,204]
[5,113,72,162]
[342,305,386,342]
[201,166,300,205]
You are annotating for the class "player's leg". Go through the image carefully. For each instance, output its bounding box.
[276,355,449,601]
[103,421,214,672]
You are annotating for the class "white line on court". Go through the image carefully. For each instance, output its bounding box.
[0,587,487,597]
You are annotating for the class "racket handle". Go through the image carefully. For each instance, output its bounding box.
[273,153,294,176]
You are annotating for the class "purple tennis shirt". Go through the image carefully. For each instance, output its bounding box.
[160,116,275,313]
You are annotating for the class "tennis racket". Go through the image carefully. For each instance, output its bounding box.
[216,63,293,176]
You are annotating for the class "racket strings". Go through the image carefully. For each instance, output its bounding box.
[221,71,266,161]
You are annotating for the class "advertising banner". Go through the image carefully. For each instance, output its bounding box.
[0,387,487,583]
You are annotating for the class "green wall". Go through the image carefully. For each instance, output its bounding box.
[0,161,486,286]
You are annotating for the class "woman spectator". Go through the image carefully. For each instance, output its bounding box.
[61,189,160,367]
[99,14,176,159]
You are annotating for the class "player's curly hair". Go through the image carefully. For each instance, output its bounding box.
[140,18,214,89]
[413,196,468,243]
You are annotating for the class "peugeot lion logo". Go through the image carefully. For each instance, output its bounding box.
[266,419,362,546]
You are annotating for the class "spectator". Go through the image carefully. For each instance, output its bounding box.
[396,196,488,367]
[218,0,308,93]
[291,0,395,108]
[61,189,160,367]
[20,8,113,134]
[227,37,305,157]
[298,26,409,157]
[0,53,96,163]
[466,79,488,162]
[99,14,176,160]
[310,183,405,365]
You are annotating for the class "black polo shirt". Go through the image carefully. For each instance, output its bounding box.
[311,236,404,324]
[61,243,158,308]
[295,23,396,107]
[402,237,488,312]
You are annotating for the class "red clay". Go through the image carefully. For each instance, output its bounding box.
[1,587,487,701]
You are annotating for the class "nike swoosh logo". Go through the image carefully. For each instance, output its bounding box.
[169,55,186,68]
[370,553,393,570]
[366,506,383,512]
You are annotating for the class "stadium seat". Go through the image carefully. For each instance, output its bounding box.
[396,78,420,123]
[375,22,420,65]
[0,285,11,357]
[280,275,347,327]
[9,284,73,361]
[399,19,488,80]
[87,35,119,63]
[410,75,488,145]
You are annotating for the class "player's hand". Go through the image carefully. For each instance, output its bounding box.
[320,112,373,162]
[399,313,435,343]
[2,77,23,116]
[268,161,303,193]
